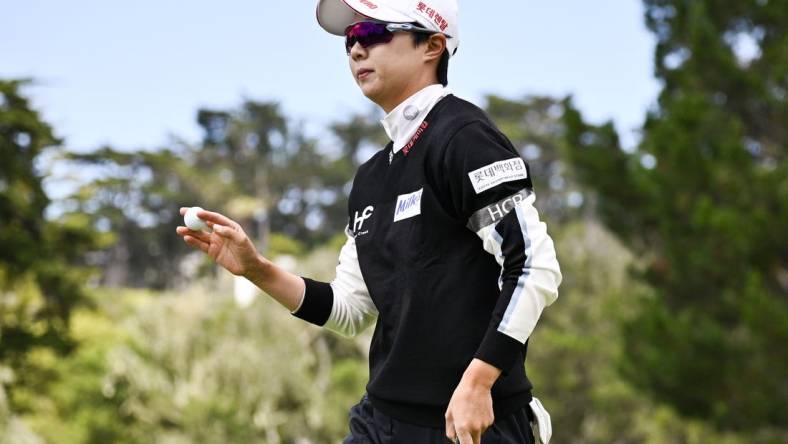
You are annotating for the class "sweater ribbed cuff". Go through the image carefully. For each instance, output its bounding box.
[292,277,333,326]
[474,329,524,375]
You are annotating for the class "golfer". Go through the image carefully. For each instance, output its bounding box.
[177,1,561,442]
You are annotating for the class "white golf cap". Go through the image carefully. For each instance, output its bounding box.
[316,0,460,56]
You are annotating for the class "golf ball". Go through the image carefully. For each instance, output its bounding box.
[184,207,208,231]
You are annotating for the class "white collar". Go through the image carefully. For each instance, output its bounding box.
[381,84,452,153]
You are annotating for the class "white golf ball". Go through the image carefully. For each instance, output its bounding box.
[184,207,208,231]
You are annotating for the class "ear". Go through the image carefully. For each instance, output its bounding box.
[423,33,447,63]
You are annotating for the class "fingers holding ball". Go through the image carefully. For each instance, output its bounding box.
[184,207,209,232]
[180,206,241,242]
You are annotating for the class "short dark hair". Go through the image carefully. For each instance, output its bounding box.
[411,30,450,86]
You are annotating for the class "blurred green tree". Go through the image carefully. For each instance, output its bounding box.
[527,221,788,444]
[62,147,210,289]
[63,101,383,289]
[561,0,787,431]
[0,79,102,425]
[484,95,587,223]
[195,101,382,246]
[102,288,366,443]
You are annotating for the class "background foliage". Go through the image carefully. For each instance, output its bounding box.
[1,0,786,442]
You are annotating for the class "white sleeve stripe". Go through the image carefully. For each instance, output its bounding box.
[492,229,505,290]
[499,204,534,333]
[323,228,378,338]
[475,195,562,344]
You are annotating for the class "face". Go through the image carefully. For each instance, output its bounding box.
[347,31,434,112]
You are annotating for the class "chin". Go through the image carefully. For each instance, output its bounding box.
[359,83,382,101]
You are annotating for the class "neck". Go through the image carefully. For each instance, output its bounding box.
[379,78,440,113]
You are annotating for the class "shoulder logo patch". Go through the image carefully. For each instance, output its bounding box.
[393,188,423,222]
[468,158,527,194]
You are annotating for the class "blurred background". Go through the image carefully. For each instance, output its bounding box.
[1,1,786,443]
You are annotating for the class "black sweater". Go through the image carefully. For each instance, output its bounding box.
[294,95,561,427]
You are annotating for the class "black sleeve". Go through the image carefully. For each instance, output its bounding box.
[292,277,334,326]
[440,120,536,373]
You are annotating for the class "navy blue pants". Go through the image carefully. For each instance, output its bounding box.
[343,394,535,443]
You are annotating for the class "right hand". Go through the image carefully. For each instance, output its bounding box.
[176,207,262,277]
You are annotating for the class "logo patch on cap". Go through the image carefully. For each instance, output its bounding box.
[360,0,378,9]
[415,2,449,31]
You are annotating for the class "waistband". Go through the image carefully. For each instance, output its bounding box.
[367,390,533,428]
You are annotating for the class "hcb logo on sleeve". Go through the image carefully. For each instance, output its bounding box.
[486,191,526,223]
[466,189,532,233]
[393,188,423,222]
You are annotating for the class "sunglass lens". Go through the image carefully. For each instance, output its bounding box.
[345,22,393,54]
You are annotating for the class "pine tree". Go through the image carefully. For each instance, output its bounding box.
[562,0,787,431]
[0,79,101,413]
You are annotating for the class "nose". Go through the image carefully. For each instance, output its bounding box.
[349,41,367,61]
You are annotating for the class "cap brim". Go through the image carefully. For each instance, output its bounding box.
[317,0,414,35]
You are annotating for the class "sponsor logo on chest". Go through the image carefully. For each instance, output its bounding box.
[468,158,528,194]
[393,188,423,222]
[352,205,374,236]
[402,121,429,156]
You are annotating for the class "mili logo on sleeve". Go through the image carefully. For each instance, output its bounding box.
[393,188,423,222]
[468,158,528,194]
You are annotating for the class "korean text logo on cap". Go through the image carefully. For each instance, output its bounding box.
[414,1,449,32]
[316,0,460,56]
